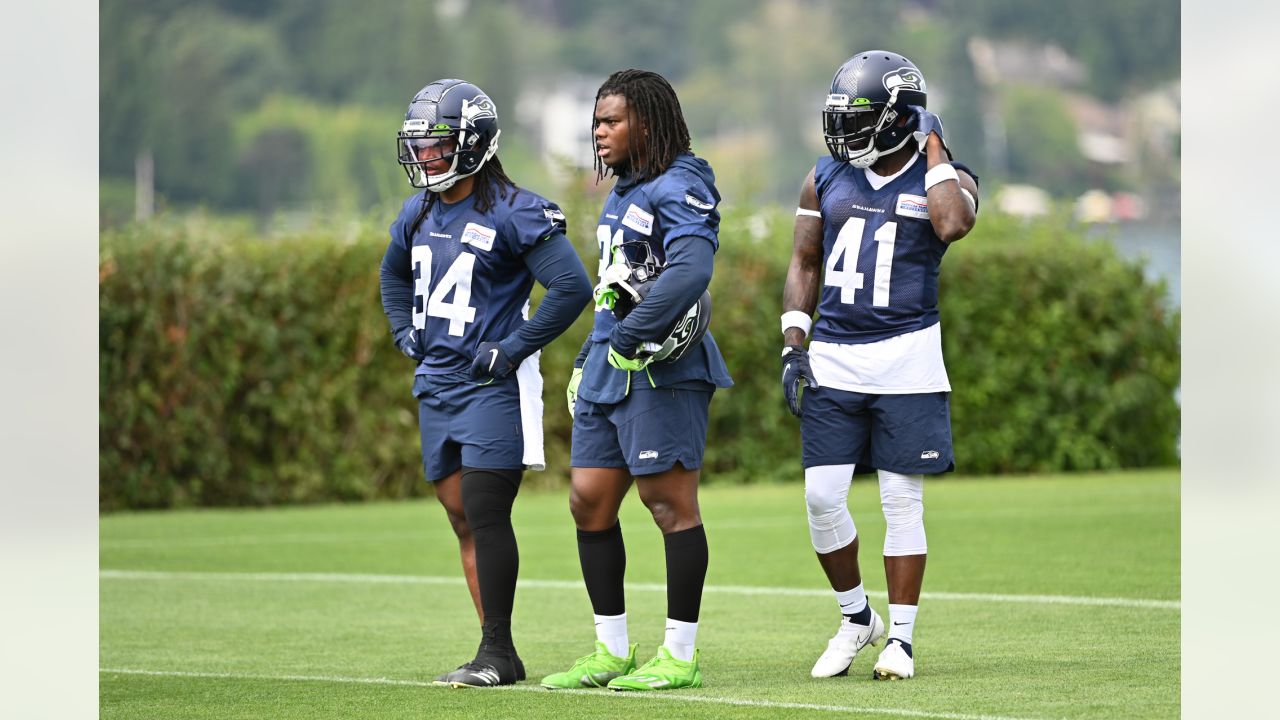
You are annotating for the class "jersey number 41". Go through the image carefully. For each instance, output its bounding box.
[826,218,898,307]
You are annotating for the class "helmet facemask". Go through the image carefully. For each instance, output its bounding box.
[397,121,500,192]
[823,86,920,169]
[596,240,711,365]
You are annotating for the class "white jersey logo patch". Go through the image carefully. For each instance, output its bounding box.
[896,194,929,219]
[685,193,714,210]
[622,204,654,236]
[460,222,497,251]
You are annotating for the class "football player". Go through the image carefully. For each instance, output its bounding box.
[540,69,733,692]
[780,51,979,681]
[380,79,592,687]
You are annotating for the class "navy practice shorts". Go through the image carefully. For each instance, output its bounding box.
[800,386,954,474]
[571,386,713,475]
[415,371,524,481]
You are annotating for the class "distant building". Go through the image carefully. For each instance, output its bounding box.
[516,77,598,179]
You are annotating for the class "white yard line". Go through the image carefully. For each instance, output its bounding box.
[99,569,1179,610]
[99,667,1047,720]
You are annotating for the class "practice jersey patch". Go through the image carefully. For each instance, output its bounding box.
[460,222,497,251]
[622,204,654,235]
[896,194,929,219]
[685,193,714,210]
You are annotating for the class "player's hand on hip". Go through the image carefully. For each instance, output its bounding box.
[395,327,426,363]
[781,345,818,418]
[566,366,583,417]
[469,341,516,382]
[909,105,951,159]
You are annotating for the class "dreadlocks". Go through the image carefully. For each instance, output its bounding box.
[410,158,517,238]
[594,69,692,183]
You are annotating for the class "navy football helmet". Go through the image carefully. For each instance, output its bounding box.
[823,51,927,168]
[604,241,711,364]
[397,79,501,191]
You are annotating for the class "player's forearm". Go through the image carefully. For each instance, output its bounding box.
[925,137,975,243]
[782,212,823,346]
[501,233,593,363]
[610,236,713,355]
[379,243,415,334]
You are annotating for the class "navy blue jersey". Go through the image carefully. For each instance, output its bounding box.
[812,155,948,344]
[577,153,732,404]
[387,187,567,374]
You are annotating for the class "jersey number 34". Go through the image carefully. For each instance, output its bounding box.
[411,245,477,336]
[825,217,898,306]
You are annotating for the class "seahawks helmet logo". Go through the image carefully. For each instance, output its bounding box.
[461,96,496,126]
[882,67,924,93]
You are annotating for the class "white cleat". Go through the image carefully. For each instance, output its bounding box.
[872,639,915,680]
[810,608,886,678]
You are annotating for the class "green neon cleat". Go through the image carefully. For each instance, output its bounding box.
[606,646,702,691]
[540,641,637,689]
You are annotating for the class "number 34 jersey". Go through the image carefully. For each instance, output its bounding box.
[811,153,948,345]
[388,187,567,374]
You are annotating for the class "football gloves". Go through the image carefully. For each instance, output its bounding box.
[782,344,818,417]
[395,327,426,363]
[608,343,655,372]
[566,366,583,417]
[470,341,516,382]
[909,105,952,160]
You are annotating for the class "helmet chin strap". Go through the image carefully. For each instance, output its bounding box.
[848,128,914,169]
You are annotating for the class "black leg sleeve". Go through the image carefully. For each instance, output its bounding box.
[577,521,626,616]
[460,467,522,647]
[663,524,708,623]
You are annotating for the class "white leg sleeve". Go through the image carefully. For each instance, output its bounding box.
[878,470,926,556]
[804,464,858,554]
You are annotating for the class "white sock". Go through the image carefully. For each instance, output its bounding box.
[888,604,918,645]
[594,613,629,658]
[663,618,698,661]
[834,583,868,619]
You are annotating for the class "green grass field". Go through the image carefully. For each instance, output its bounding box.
[100,470,1179,719]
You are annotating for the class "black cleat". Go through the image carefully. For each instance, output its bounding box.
[434,647,521,688]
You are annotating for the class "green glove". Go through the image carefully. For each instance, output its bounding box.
[608,344,653,372]
[566,366,584,417]
[593,285,619,310]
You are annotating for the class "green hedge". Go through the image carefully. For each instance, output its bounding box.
[99,205,1178,510]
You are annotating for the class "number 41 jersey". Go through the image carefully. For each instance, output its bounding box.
[811,154,947,345]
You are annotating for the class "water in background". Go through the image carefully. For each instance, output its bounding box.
[1099,223,1181,308]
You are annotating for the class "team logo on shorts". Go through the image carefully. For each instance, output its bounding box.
[638,450,660,460]
[920,450,940,460]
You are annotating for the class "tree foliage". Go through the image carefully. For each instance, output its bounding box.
[101,0,1180,218]
[99,202,1179,509]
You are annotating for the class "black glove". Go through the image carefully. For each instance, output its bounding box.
[469,341,516,382]
[781,344,818,418]
[395,327,426,363]
[908,105,952,160]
